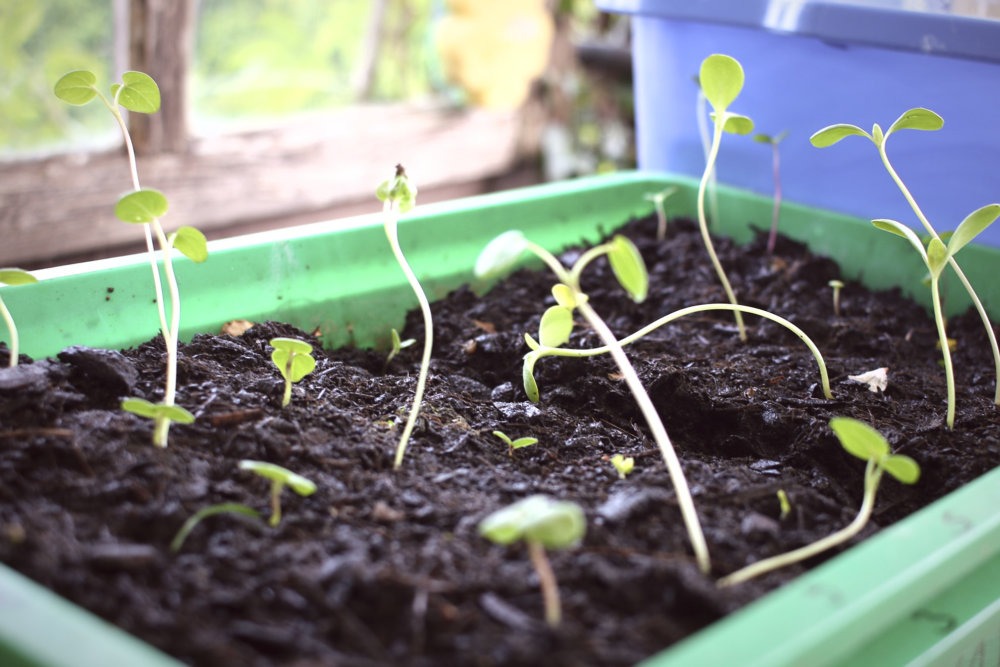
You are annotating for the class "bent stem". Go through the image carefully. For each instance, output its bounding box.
[384,200,433,470]
[527,541,562,628]
[930,275,957,428]
[0,297,18,368]
[718,460,881,587]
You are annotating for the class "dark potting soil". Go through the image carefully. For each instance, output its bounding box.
[0,215,998,667]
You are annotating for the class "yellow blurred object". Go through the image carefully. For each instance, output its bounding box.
[436,0,554,108]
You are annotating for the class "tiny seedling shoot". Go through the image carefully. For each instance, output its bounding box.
[478,495,586,628]
[610,454,634,480]
[475,230,714,574]
[385,328,415,365]
[828,279,845,317]
[753,130,788,254]
[811,108,1000,427]
[376,164,429,470]
[718,417,919,587]
[269,337,316,407]
[170,503,262,553]
[239,460,317,527]
[644,185,679,241]
[696,55,756,340]
[55,70,208,447]
[492,430,539,457]
[0,269,37,368]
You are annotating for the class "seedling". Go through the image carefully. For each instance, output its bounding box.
[238,460,317,527]
[476,230,714,574]
[269,337,316,407]
[55,70,207,447]
[376,164,429,470]
[754,130,789,254]
[385,328,415,365]
[169,502,262,553]
[478,495,586,627]
[828,279,845,317]
[697,55,755,340]
[610,454,634,479]
[492,430,539,457]
[776,489,791,520]
[694,76,720,227]
[0,269,37,368]
[644,186,679,241]
[812,108,1000,428]
[718,417,919,587]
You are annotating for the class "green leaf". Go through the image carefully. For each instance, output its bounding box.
[523,332,540,351]
[883,454,921,485]
[170,226,208,263]
[510,437,538,450]
[872,219,928,263]
[699,54,744,111]
[272,346,316,383]
[239,460,317,496]
[375,167,418,212]
[115,71,160,114]
[538,305,574,348]
[810,124,871,148]
[121,397,195,424]
[0,269,38,286]
[491,431,513,446]
[926,237,948,278]
[830,417,889,462]
[522,352,541,402]
[887,107,943,135]
[54,70,98,105]
[475,230,528,279]
[115,189,169,223]
[607,235,648,303]
[948,204,1000,257]
[520,498,587,550]
[721,112,754,135]
[551,283,576,309]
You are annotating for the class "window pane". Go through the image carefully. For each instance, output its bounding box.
[193,0,435,129]
[0,0,116,156]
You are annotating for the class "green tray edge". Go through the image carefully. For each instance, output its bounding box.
[0,171,998,666]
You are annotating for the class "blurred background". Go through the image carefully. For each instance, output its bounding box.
[0,0,636,268]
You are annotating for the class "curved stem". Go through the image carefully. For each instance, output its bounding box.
[534,303,833,400]
[931,277,956,429]
[699,118,746,340]
[527,542,561,628]
[576,299,711,573]
[0,297,18,368]
[718,461,882,587]
[385,202,434,469]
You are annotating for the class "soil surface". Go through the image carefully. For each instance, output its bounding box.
[0,216,998,666]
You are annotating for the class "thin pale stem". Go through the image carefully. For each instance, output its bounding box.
[718,461,882,587]
[696,91,720,227]
[528,542,562,628]
[931,277,957,429]
[699,119,746,340]
[385,202,434,469]
[766,143,782,254]
[0,297,18,368]
[269,482,282,527]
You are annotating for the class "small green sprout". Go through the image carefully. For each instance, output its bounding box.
[238,460,317,527]
[0,269,38,368]
[376,164,430,470]
[828,279,845,317]
[754,130,789,254]
[56,70,208,447]
[777,489,791,520]
[492,430,539,457]
[385,328,415,365]
[170,502,262,553]
[697,54,755,341]
[644,186,679,241]
[610,454,635,479]
[812,108,1000,428]
[269,337,316,407]
[121,398,195,430]
[478,495,586,628]
[719,418,919,587]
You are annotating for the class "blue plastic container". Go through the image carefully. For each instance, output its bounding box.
[596,0,1000,246]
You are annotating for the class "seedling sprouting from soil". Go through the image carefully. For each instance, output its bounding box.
[476,230,715,574]
[492,430,538,457]
[828,280,845,317]
[718,417,919,587]
[170,503,262,553]
[55,70,208,447]
[385,328,415,365]
[0,269,37,368]
[376,164,430,470]
[812,108,1000,428]
[269,337,316,407]
[644,186,679,241]
[697,54,755,340]
[754,130,788,254]
[610,454,634,479]
[478,495,586,627]
[776,489,791,520]
[239,460,317,527]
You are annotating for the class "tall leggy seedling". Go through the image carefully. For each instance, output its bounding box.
[812,109,1000,428]
[698,54,755,340]
[376,164,428,470]
[476,231,713,574]
[0,269,37,368]
[55,71,208,447]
